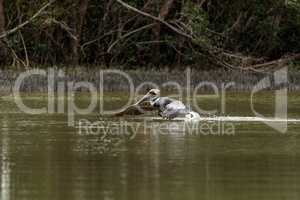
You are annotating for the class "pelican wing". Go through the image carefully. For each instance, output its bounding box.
[165,100,186,111]
[160,100,188,119]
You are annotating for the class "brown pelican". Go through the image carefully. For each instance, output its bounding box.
[134,89,201,121]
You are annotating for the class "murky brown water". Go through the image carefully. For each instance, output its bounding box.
[1,93,300,200]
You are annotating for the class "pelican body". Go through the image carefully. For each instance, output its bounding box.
[136,89,200,121]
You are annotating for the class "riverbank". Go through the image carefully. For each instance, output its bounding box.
[1,66,300,93]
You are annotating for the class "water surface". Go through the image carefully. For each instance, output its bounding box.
[1,93,300,200]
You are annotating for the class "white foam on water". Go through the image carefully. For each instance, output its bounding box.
[198,116,300,123]
[148,116,300,123]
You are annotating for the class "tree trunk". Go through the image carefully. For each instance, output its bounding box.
[0,0,4,34]
[152,0,175,65]
[0,0,6,65]
[69,0,89,65]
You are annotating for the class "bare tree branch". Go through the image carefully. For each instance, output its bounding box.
[0,0,55,39]
[19,31,29,68]
[107,23,155,53]
[116,0,193,40]
[115,0,236,70]
[246,53,300,70]
[115,0,297,72]
[47,18,78,41]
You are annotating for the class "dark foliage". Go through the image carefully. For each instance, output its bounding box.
[0,0,299,69]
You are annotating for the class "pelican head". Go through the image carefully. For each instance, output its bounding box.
[135,89,160,105]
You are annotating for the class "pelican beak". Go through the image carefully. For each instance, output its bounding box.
[135,94,151,105]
